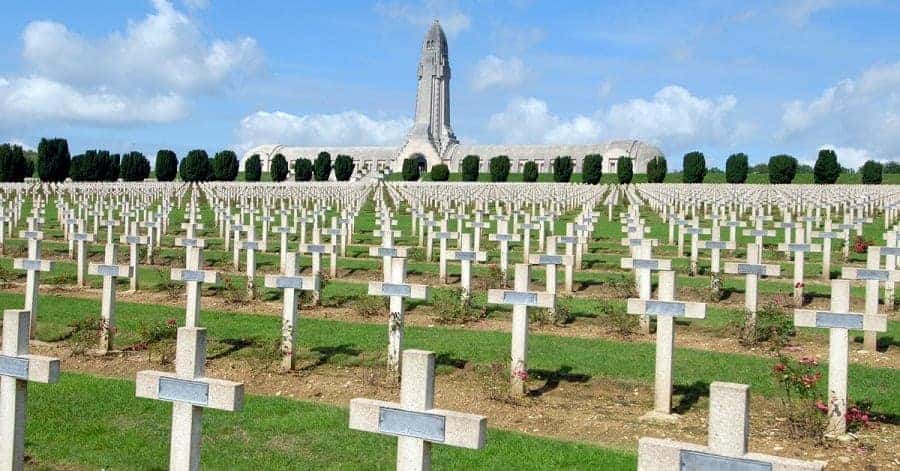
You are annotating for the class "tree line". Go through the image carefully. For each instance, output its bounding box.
[401,150,890,185]
[0,138,891,184]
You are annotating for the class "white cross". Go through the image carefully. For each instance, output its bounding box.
[794,279,886,436]
[120,223,149,292]
[136,243,241,471]
[488,217,520,281]
[446,233,487,300]
[621,246,672,334]
[73,222,96,287]
[724,244,781,319]
[88,244,132,354]
[487,264,555,396]
[811,220,846,280]
[433,220,458,283]
[777,229,821,307]
[349,349,486,471]
[841,247,900,351]
[13,231,53,339]
[264,253,320,371]
[627,271,705,420]
[637,382,825,470]
[0,309,60,470]
[368,258,429,374]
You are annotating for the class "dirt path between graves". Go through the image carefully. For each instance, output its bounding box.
[31,342,900,470]
[12,284,899,371]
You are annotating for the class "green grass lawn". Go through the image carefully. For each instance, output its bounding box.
[26,372,635,470]
[6,292,897,416]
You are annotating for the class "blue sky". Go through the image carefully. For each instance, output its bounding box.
[0,0,897,169]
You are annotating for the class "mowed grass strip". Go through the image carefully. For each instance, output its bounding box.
[27,372,635,470]
[4,292,897,415]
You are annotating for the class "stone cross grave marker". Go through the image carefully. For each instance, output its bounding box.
[13,230,53,339]
[445,233,487,300]
[724,244,781,322]
[528,236,573,318]
[136,243,242,471]
[73,221,96,287]
[685,221,711,276]
[487,264,555,396]
[793,279,886,436]
[432,220,458,284]
[621,245,673,334]
[627,271,705,421]
[273,224,295,271]
[811,220,845,280]
[240,226,266,298]
[349,349,486,471]
[637,382,825,470]
[368,257,429,374]
[120,224,148,292]
[0,309,60,470]
[841,247,900,351]
[87,244,132,354]
[264,252,320,371]
[488,217,521,282]
[777,230,821,307]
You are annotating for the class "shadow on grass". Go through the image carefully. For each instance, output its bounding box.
[673,380,710,415]
[299,343,362,371]
[528,365,591,397]
[208,338,255,360]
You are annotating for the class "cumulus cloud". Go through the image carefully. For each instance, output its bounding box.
[1,0,261,129]
[471,55,526,91]
[780,61,900,160]
[0,77,187,126]
[375,0,470,37]
[487,86,742,150]
[235,110,412,153]
[814,145,877,170]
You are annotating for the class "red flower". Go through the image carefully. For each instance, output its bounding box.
[773,363,787,373]
[814,400,828,413]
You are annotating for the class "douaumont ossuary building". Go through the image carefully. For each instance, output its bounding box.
[241,20,663,177]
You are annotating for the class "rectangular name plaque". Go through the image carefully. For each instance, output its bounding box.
[181,239,201,248]
[816,312,864,330]
[243,241,259,250]
[493,234,512,242]
[275,277,303,289]
[97,265,121,277]
[378,407,446,443]
[627,239,644,246]
[856,269,889,281]
[748,230,767,237]
[737,264,766,275]
[180,270,206,282]
[633,259,659,270]
[455,251,476,261]
[559,236,578,244]
[377,247,397,257]
[704,241,728,250]
[73,234,90,241]
[382,283,411,297]
[680,450,772,471]
[125,236,142,244]
[787,244,810,252]
[158,377,210,406]
[881,247,900,256]
[21,259,42,271]
[645,301,686,317]
[22,231,39,239]
[306,244,326,253]
[0,355,29,380]
[538,255,563,265]
[502,291,537,305]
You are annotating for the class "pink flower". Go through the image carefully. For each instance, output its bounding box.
[814,400,828,413]
[773,363,787,373]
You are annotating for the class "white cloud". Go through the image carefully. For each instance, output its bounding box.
[780,61,900,160]
[487,86,742,150]
[3,138,34,151]
[22,0,262,93]
[375,1,470,37]
[782,0,838,26]
[471,55,526,91]
[814,145,877,170]
[0,77,187,125]
[236,110,412,153]
[0,0,261,130]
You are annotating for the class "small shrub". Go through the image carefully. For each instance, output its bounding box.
[772,354,828,441]
[707,273,724,302]
[599,300,638,338]
[351,295,387,318]
[479,263,506,289]
[475,361,519,404]
[489,155,510,182]
[530,300,573,326]
[461,155,480,181]
[552,156,573,182]
[432,288,485,324]
[135,318,179,364]
[853,236,871,254]
[732,302,794,349]
[604,273,636,298]
[66,316,102,356]
[522,161,538,182]
[221,275,250,305]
